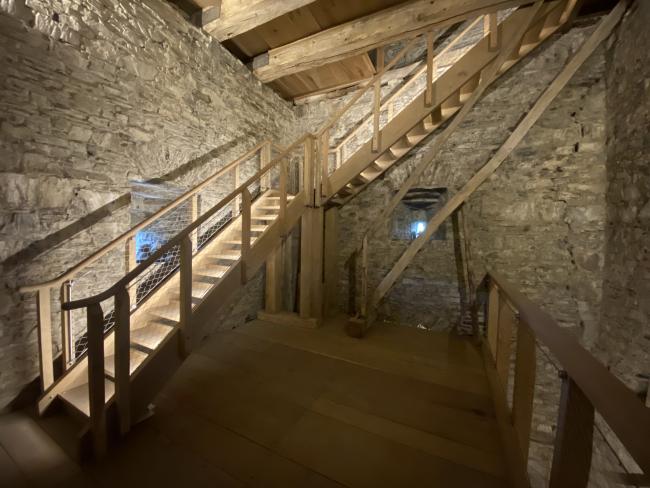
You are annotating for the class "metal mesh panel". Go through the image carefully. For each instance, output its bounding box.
[65,148,267,363]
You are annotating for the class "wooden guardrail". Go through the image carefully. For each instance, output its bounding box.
[484,271,649,488]
[20,140,275,389]
[59,134,315,456]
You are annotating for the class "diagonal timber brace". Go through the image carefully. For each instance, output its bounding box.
[367,0,628,319]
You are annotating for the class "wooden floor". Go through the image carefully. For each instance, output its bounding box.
[0,317,508,487]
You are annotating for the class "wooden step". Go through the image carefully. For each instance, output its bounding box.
[59,379,115,418]
[441,92,461,116]
[252,214,277,222]
[104,347,148,379]
[194,273,221,286]
[251,224,268,233]
[257,205,280,211]
[211,251,241,261]
[131,322,175,350]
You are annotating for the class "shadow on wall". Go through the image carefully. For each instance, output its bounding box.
[2,136,250,277]
[0,136,252,412]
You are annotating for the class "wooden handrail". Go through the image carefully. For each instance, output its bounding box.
[487,269,650,476]
[62,134,313,310]
[333,15,485,152]
[20,140,272,293]
[316,35,423,137]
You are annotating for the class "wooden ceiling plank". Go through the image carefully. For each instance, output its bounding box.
[204,0,319,41]
[252,0,533,82]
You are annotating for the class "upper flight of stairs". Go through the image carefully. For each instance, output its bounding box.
[327,1,572,206]
[28,0,576,461]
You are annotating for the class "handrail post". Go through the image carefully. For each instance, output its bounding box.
[486,281,500,360]
[114,286,131,436]
[512,321,536,462]
[60,281,73,370]
[320,130,330,200]
[125,236,137,308]
[304,136,315,206]
[484,13,498,51]
[87,301,106,458]
[179,237,193,356]
[549,373,594,488]
[241,188,251,283]
[190,194,199,251]
[261,141,271,191]
[279,159,288,234]
[425,29,435,107]
[372,46,384,152]
[496,298,517,391]
[360,236,369,317]
[234,165,241,216]
[37,287,54,390]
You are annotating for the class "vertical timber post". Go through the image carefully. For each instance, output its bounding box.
[299,135,324,321]
[323,207,339,316]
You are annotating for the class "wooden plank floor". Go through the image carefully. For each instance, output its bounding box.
[0,317,508,487]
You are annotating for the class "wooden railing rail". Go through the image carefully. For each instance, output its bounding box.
[483,270,649,487]
[315,36,422,139]
[62,134,312,311]
[56,134,314,456]
[332,15,486,155]
[20,140,271,294]
[23,136,305,394]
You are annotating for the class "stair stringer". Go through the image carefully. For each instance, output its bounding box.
[36,189,307,452]
[327,1,566,202]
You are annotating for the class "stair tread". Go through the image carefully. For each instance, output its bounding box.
[212,252,241,260]
[104,347,149,378]
[59,379,115,418]
[132,322,175,350]
[252,214,277,221]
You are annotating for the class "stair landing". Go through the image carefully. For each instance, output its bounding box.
[1,317,507,487]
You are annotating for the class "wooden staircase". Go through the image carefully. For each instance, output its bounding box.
[20,0,580,461]
[325,1,573,206]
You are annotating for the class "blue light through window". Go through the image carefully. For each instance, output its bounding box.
[410,221,426,239]
[135,230,164,263]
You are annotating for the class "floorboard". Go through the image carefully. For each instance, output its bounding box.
[0,317,508,487]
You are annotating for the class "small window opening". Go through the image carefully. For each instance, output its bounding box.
[392,187,448,241]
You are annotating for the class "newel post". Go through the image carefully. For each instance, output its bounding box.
[60,281,73,370]
[486,280,500,360]
[36,287,54,390]
[372,47,384,152]
[549,373,594,488]
[279,158,288,231]
[241,188,252,283]
[179,236,193,356]
[87,301,107,458]
[114,286,131,436]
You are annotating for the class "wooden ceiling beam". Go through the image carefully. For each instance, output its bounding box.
[252,0,534,82]
[203,0,318,41]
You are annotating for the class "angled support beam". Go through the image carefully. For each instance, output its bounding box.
[352,2,545,313]
[204,0,317,41]
[252,0,534,82]
[370,1,626,310]
[191,3,221,28]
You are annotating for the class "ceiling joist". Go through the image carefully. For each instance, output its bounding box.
[252,0,535,82]
[203,0,318,41]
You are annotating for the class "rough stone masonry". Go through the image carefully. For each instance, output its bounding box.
[0,0,300,410]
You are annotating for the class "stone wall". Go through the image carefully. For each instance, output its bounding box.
[0,0,298,410]
[598,0,650,396]
[330,19,610,487]
[335,21,607,339]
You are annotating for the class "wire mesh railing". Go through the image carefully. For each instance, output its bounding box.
[21,140,274,374]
